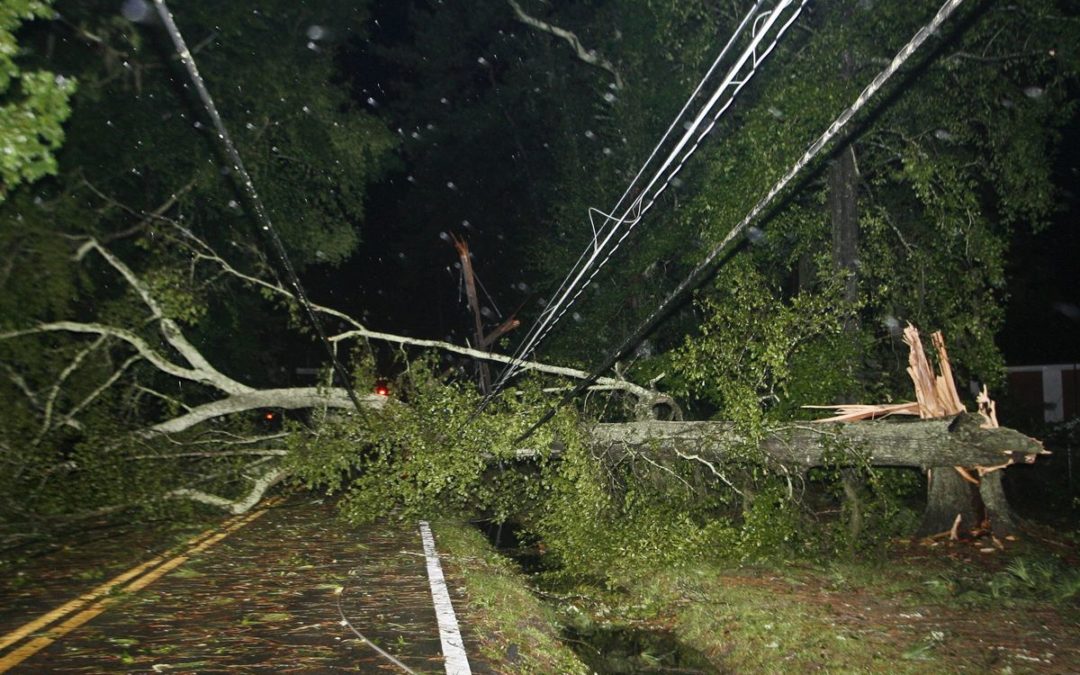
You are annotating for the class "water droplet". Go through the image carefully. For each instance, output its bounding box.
[746,227,765,244]
[447,181,457,190]
[121,0,153,23]
[366,97,379,108]
[306,25,328,41]
[477,56,489,66]
[572,312,583,322]
[603,92,617,104]
[584,130,596,140]
[934,129,953,141]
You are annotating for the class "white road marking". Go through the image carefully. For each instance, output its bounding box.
[419,521,472,675]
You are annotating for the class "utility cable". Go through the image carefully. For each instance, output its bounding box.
[151,0,368,417]
[336,576,418,675]
[487,0,807,404]
[514,0,971,442]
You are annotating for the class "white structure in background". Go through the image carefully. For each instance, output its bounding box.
[1006,364,1080,423]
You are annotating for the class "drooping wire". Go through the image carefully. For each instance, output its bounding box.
[150,0,368,417]
[513,0,972,442]
[485,0,806,408]
[336,575,418,675]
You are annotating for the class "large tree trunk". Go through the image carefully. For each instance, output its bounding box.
[587,413,1044,469]
[586,414,1044,538]
[918,467,980,536]
[829,143,860,314]
[979,472,1021,536]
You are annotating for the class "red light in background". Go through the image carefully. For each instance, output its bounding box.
[374,384,390,397]
[264,412,276,421]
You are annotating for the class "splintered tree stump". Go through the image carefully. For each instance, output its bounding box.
[917,467,980,537]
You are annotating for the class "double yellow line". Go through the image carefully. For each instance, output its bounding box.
[0,497,282,673]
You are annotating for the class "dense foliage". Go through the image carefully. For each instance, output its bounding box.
[0,0,75,203]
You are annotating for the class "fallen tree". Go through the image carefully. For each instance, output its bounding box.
[589,413,1044,471]
[1,200,1045,542]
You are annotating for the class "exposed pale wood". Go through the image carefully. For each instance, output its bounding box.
[804,402,920,423]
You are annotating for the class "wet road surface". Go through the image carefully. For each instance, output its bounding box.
[0,495,492,673]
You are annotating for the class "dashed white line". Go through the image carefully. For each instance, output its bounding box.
[419,521,472,675]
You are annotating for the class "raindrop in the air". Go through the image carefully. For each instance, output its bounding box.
[746,227,765,244]
[121,0,153,23]
[439,231,451,241]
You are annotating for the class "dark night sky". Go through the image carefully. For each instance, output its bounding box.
[999,111,1080,366]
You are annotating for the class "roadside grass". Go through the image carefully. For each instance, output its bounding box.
[430,521,589,674]
[615,539,1080,673]
[626,566,927,673]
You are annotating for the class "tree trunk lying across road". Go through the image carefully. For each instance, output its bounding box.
[588,413,1045,469]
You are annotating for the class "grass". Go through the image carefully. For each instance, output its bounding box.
[429,521,589,674]
[621,566,921,673]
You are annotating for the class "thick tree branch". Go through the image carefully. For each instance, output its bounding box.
[73,238,249,394]
[508,0,624,89]
[1,322,249,394]
[169,465,288,514]
[146,387,387,435]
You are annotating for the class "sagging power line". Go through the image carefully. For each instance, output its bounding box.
[486,0,808,407]
[513,0,972,443]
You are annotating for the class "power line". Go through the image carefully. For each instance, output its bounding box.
[487,0,808,405]
[150,0,369,417]
[514,0,972,443]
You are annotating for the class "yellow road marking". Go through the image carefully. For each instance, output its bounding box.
[0,498,281,673]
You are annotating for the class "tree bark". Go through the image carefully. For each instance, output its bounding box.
[979,471,1021,536]
[917,467,979,536]
[588,413,1044,469]
[829,144,860,312]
